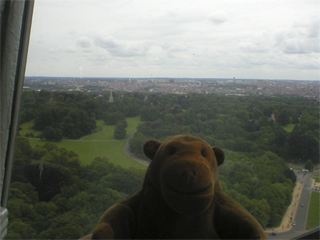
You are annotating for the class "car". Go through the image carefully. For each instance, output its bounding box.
[301,204,304,207]
[269,232,277,236]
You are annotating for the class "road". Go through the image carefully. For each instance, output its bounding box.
[268,170,319,239]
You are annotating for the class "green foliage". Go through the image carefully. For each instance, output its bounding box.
[305,160,314,171]
[287,133,319,164]
[41,126,63,141]
[129,132,150,159]
[131,94,319,164]
[140,105,160,121]
[8,139,145,239]
[16,91,319,231]
[129,93,318,227]
[20,91,97,140]
[114,120,127,139]
[103,112,125,125]
[218,150,294,228]
[277,108,291,126]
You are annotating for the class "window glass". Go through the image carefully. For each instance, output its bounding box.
[7,1,319,239]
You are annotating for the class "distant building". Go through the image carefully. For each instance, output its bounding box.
[109,91,113,103]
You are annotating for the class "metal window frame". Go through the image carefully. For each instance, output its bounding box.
[0,0,34,238]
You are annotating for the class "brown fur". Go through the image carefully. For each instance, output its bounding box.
[92,135,266,239]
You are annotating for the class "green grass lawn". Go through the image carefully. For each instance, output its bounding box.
[313,173,320,183]
[306,192,320,230]
[29,139,146,169]
[125,116,142,138]
[83,120,115,140]
[24,117,146,170]
[19,121,41,137]
[83,117,141,140]
[283,123,295,133]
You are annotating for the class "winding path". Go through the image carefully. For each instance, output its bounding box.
[123,131,150,166]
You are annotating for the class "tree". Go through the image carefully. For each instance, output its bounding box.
[42,127,63,141]
[103,112,125,125]
[7,220,37,239]
[244,119,260,132]
[129,132,150,159]
[114,120,127,139]
[284,169,296,184]
[33,202,58,232]
[60,109,96,139]
[101,169,144,195]
[305,160,314,172]
[277,109,291,126]
[139,105,160,121]
[288,134,319,163]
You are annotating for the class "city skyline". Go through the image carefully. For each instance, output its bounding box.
[26,0,319,80]
[24,77,320,101]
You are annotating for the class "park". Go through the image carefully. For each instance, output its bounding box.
[18,116,319,236]
[8,91,319,239]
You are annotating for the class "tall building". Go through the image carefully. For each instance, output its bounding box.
[109,90,114,103]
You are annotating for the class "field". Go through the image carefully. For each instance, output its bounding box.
[283,123,295,133]
[19,120,42,137]
[313,173,320,183]
[306,192,320,230]
[21,117,147,170]
[82,120,115,140]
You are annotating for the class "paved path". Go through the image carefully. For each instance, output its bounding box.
[123,131,150,166]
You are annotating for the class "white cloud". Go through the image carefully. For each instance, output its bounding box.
[209,11,229,24]
[276,17,320,54]
[94,36,149,57]
[238,33,271,53]
[77,36,92,49]
[25,0,320,80]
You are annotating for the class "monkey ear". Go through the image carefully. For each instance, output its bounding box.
[212,147,225,166]
[144,140,161,160]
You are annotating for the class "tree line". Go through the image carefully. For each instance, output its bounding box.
[19,91,144,141]
[20,91,319,166]
[130,93,319,165]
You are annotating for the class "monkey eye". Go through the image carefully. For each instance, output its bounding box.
[201,149,207,157]
[168,146,176,155]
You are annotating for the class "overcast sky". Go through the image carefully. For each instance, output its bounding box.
[25,0,319,80]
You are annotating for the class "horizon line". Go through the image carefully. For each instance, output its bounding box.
[25,76,320,82]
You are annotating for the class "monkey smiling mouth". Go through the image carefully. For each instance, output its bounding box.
[165,183,213,196]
